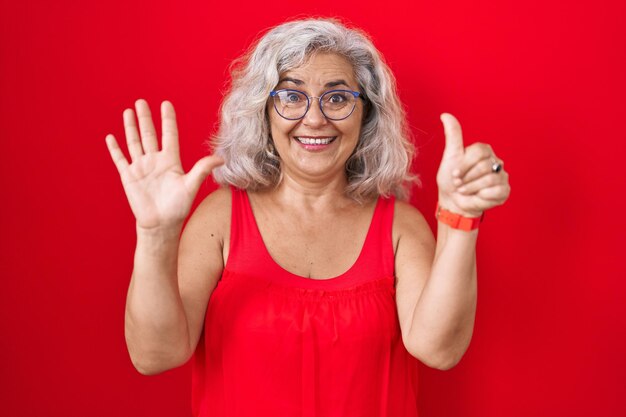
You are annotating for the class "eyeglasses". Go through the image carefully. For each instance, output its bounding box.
[269,89,362,121]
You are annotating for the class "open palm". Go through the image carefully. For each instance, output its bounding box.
[105,99,223,230]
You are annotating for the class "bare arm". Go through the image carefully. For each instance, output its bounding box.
[125,225,189,375]
[124,189,229,375]
[394,204,478,370]
[106,99,224,375]
[395,113,510,370]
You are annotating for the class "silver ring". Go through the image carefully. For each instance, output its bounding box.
[491,159,503,173]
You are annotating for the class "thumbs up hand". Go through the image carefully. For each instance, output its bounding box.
[436,113,510,218]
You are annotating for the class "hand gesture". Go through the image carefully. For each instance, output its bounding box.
[436,113,510,218]
[105,99,224,231]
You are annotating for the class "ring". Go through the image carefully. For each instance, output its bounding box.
[491,158,503,173]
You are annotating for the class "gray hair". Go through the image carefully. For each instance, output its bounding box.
[211,17,418,201]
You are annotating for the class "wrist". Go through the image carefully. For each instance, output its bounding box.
[437,195,483,218]
[135,224,182,259]
[136,222,183,239]
[435,201,484,231]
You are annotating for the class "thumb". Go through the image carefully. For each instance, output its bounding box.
[185,155,225,195]
[440,113,465,159]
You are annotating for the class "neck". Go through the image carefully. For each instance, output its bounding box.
[270,172,356,211]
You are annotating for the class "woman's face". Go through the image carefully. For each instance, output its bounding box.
[268,52,364,186]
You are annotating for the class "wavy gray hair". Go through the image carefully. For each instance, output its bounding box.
[211,18,417,201]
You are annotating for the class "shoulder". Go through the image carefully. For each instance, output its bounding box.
[191,186,232,222]
[181,187,231,250]
[393,199,427,226]
[392,199,435,254]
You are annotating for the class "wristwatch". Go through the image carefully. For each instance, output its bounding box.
[435,202,484,231]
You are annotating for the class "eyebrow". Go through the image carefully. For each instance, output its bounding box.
[278,77,352,89]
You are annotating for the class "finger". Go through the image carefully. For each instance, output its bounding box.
[455,143,494,179]
[446,193,485,216]
[461,156,504,184]
[105,134,130,173]
[184,155,225,196]
[135,99,159,153]
[123,108,144,161]
[161,101,180,155]
[457,170,508,195]
[440,113,465,161]
[475,184,511,202]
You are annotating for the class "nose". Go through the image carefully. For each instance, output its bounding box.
[302,99,327,128]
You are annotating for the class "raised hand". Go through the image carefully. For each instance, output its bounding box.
[105,99,224,231]
[436,113,510,218]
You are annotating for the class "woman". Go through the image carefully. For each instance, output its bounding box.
[105,18,510,417]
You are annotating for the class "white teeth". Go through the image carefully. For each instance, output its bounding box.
[296,137,334,145]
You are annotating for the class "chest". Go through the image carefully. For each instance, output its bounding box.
[251,201,376,279]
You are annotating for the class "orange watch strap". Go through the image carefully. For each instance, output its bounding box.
[435,202,484,231]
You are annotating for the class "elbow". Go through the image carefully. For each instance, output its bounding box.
[409,348,463,371]
[132,361,163,376]
[127,346,192,376]
[125,330,193,376]
[404,338,467,371]
[130,354,190,376]
[424,355,463,371]
[129,354,167,376]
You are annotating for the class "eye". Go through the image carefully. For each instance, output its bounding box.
[328,93,347,103]
[287,93,301,102]
[279,91,305,104]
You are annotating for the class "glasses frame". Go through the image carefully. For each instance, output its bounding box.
[269,88,363,121]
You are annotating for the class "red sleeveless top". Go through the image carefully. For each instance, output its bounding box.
[191,188,419,417]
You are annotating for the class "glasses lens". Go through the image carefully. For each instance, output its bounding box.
[273,90,308,119]
[321,91,356,120]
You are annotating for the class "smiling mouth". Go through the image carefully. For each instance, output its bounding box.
[294,136,337,145]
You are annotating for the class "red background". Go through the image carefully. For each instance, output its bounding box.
[1,0,625,416]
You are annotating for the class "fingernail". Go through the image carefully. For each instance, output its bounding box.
[452,169,461,177]
[458,186,467,193]
[453,178,463,186]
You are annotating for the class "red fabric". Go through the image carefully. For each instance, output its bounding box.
[191,188,419,417]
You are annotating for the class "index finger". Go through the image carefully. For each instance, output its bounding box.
[161,100,180,155]
[457,143,495,179]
